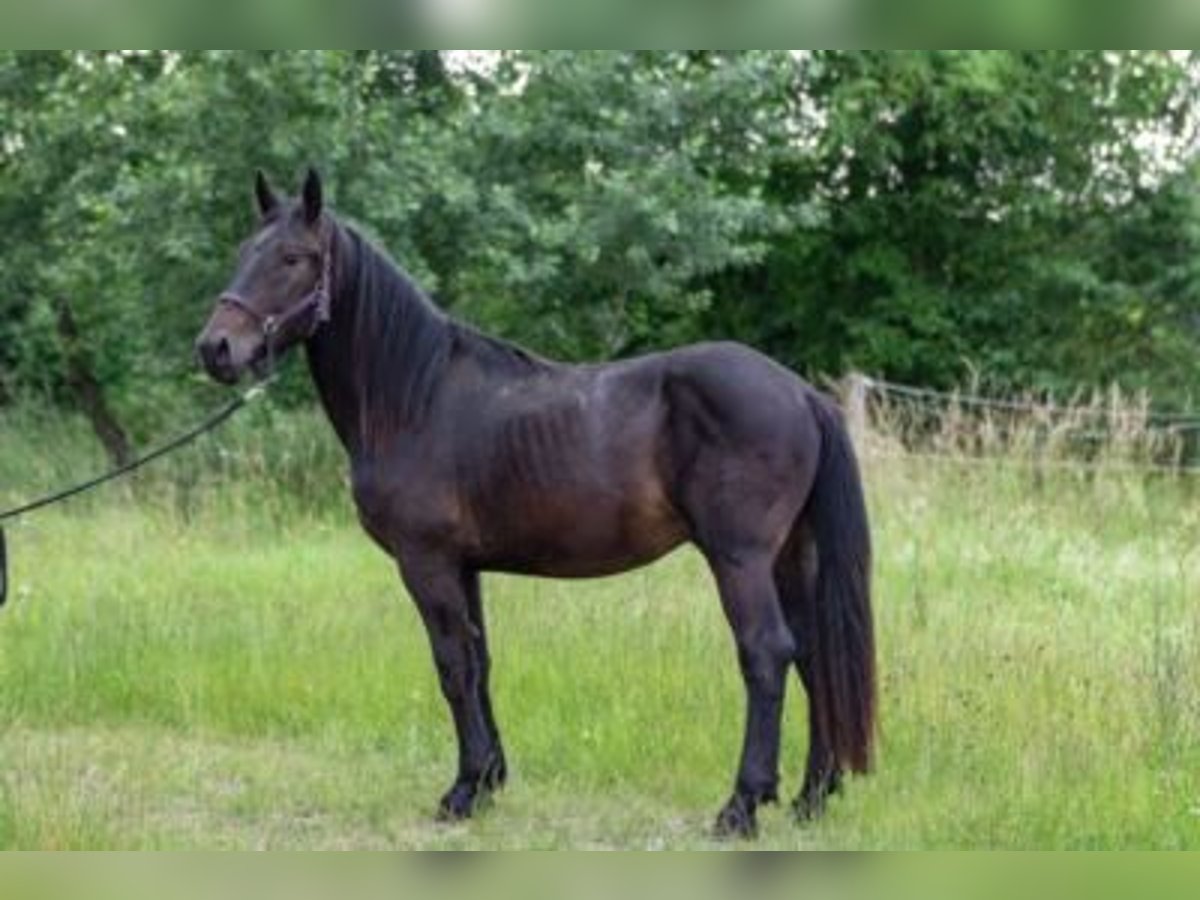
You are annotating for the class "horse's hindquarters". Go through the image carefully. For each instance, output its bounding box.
[661,342,821,556]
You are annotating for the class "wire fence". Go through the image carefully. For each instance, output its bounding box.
[847,374,1200,476]
[863,377,1200,429]
[867,448,1200,477]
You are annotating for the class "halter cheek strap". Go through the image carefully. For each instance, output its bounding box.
[218,245,333,345]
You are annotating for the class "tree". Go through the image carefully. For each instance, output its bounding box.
[2,50,1199,443]
[707,51,1200,396]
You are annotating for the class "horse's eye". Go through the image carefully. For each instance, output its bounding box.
[283,253,301,267]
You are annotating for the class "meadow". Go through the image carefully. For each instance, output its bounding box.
[0,397,1197,849]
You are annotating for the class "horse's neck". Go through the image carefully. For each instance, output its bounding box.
[304,312,363,455]
[303,227,449,457]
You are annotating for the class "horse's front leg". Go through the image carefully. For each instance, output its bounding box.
[398,553,503,820]
[462,568,507,790]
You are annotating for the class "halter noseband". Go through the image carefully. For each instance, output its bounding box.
[218,244,333,345]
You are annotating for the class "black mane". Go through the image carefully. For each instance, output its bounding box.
[340,225,452,439]
[321,220,549,450]
[448,319,551,376]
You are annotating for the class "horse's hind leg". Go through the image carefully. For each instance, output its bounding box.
[705,549,796,839]
[775,524,842,822]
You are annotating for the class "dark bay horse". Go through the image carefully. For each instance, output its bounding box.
[195,169,875,838]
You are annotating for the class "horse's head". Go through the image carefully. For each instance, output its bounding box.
[195,168,332,384]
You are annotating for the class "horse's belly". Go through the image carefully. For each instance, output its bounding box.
[489,534,687,578]
[500,535,688,578]
[476,488,688,578]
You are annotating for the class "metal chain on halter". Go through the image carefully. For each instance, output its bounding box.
[315,240,333,324]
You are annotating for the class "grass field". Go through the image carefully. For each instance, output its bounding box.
[1,404,1198,849]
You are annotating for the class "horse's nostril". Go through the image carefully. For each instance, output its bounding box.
[215,337,232,367]
[197,335,234,374]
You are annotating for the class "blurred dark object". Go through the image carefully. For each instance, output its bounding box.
[1,525,7,607]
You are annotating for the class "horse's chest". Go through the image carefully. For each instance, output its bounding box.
[350,460,466,551]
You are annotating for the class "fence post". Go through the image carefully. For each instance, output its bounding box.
[843,372,870,446]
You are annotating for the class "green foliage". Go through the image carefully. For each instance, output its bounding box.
[446,51,798,358]
[709,51,1200,401]
[2,51,1200,446]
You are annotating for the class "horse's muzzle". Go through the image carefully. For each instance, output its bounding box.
[196,334,240,385]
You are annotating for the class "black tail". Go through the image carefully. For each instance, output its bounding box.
[801,394,875,773]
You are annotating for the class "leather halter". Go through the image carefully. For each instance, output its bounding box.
[217,243,333,346]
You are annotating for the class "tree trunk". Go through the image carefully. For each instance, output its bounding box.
[54,296,132,468]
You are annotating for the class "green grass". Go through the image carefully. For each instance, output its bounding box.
[1,409,1198,848]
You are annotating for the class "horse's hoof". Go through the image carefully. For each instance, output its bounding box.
[793,770,841,824]
[436,783,479,822]
[712,799,758,840]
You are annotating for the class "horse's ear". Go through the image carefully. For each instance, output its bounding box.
[255,169,280,218]
[302,167,323,225]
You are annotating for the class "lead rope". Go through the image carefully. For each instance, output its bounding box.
[0,380,270,607]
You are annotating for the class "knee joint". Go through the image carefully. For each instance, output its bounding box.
[737,629,794,694]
